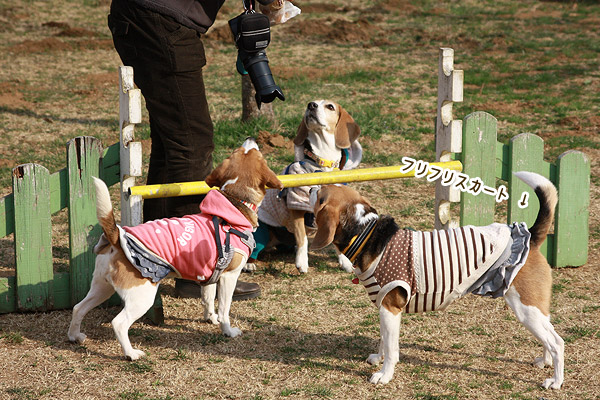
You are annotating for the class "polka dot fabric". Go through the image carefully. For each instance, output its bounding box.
[374,230,417,298]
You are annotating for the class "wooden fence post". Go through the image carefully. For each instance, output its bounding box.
[119,66,143,227]
[459,112,497,227]
[12,164,53,311]
[435,47,463,229]
[118,66,164,323]
[67,136,103,306]
[555,150,590,267]
[507,133,553,261]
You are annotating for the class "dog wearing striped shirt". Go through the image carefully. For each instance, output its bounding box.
[309,172,564,389]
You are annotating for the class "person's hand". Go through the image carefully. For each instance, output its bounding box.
[259,0,300,25]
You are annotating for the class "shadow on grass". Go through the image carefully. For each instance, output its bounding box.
[5,298,542,387]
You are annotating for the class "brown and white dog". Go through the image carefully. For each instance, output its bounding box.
[309,172,564,389]
[252,100,362,273]
[68,138,282,360]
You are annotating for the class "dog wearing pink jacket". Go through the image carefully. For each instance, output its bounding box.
[68,139,282,360]
[122,189,254,283]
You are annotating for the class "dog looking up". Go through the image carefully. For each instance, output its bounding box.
[309,172,564,389]
[68,138,282,360]
[250,100,362,273]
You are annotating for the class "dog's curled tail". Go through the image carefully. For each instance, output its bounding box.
[513,171,558,248]
[92,177,120,246]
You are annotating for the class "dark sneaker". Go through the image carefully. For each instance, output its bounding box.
[174,279,203,299]
[232,280,261,301]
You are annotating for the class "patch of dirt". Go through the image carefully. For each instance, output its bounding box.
[559,116,583,131]
[83,72,117,89]
[588,115,600,131]
[538,116,600,139]
[71,72,120,100]
[9,37,71,53]
[0,7,29,32]
[8,20,111,54]
[0,81,33,109]
[75,38,113,51]
[370,0,420,15]
[283,17,382,45]
[581,15,600,25]
[42,21,70,29]
[204,23,232,43]
[293,1,342,14]
[42,21,98,37]
[0,159,17,168]
[256,130,293,155]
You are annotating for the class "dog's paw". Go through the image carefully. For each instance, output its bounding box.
[68,332,87,344]
[126,349,146,361]
[534,356,552,369]
[296,263,309,274]
[367,353,383,365]
[542,377,562,390]
[205,313,219,325]
[338,253,353,273]
[222,326,242,338]
[243,262,257,273]
[295,254,309,274]
[369,370,393,385]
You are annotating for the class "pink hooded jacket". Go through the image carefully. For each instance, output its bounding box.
[122,190,253,283]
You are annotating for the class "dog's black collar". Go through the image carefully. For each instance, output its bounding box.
[342,217,378,263]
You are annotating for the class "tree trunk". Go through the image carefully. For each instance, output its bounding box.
[241,74,275,123]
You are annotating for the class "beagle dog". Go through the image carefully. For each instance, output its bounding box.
[251,100,362,273]
[309,172,564,389]
[68,138,283,360]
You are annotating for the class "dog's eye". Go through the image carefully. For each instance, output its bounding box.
[325,104,335,111]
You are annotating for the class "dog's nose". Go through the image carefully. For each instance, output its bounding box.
[307,102,318,111]
[242,137,259,154]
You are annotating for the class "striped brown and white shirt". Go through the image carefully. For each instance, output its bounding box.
[354,223,531,313]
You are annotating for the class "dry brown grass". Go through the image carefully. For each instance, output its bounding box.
[1,0,599,398]
[1,175,599,399]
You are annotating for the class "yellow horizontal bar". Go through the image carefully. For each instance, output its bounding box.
[128,160,462,199]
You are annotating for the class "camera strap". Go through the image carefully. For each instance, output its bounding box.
[242,0,255,12]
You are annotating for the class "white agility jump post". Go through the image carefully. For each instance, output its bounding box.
[435,48,463,230]
[118,66,143,227]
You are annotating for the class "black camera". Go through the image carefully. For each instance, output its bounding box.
[229,2,285,108]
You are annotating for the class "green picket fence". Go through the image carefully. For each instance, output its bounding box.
[0,137,120,313]
[459,111,590,267]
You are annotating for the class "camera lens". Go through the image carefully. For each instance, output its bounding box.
[242,51,285,107]
[228,11,285,108]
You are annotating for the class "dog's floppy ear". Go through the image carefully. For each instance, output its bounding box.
[261,162,283,190]
[293,118,309,146]
[310,198,339,250]
[334,105,361,149]
[205,159,229,188]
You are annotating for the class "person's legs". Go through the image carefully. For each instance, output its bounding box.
[108,0,259,300]
[109,0,211,221]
